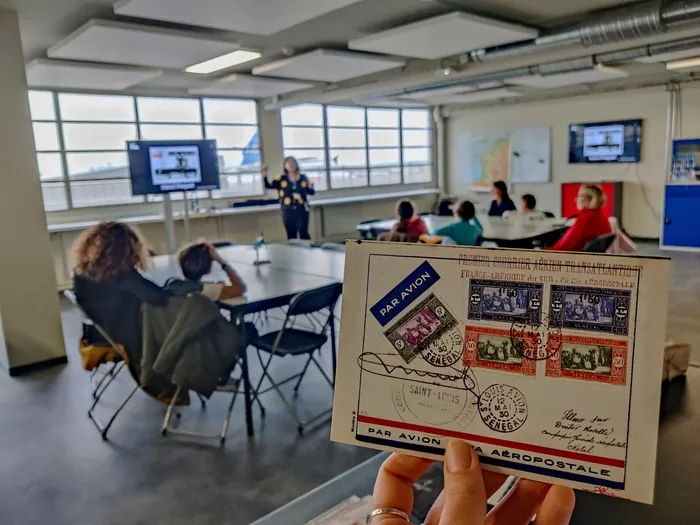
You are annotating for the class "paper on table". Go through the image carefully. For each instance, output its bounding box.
[305,495,372,525]
[331,241,670,504]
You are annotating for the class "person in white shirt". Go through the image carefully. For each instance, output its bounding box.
[504,194,547,220]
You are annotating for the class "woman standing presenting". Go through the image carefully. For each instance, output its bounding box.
[262,156,315,240]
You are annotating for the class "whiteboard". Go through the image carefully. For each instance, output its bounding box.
[510,127,551,183]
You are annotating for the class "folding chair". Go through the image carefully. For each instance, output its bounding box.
[62,290,137,440]
[320,242,345,252]
[584,233,617,253]
[250,282,342,434]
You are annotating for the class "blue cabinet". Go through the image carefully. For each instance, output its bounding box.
[663,185,700,249]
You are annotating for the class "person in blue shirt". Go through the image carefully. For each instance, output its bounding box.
[488,181,517,216]
[433,200,483,246]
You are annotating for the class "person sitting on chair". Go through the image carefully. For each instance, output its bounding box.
[165,242,246,301]
[550,185,612,252]
[488,181,517,217]
[393,200,428,237]
[504,194,546,219]
[430,200,483,246]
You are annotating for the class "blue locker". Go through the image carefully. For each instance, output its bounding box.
[663,185,700,248]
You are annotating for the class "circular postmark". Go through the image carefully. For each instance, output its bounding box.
[478,384,528,433]
[393,380,478,429]
[510,313,561,361]
[421,327,464,367]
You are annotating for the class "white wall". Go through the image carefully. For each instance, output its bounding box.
[445,84,700,238]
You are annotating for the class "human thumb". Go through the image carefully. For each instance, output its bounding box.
[439,440,487,525]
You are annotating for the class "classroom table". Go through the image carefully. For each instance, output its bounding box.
[147,244,344,437]
[357,214,568,247]
[250,371,700,525]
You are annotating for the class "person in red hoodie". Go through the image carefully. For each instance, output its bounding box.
[392,200,428,238]
[551,184,612,252]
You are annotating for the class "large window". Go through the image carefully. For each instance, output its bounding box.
[28,91,262,211]
[280,104,432,191]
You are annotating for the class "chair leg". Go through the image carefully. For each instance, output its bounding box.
[89,385,139,441]
[91,361,125,403]
[196,393,207,411]
[311,356,334,387]
[219,391,239,445]
[293,355,314,393]
[162,386,182,436]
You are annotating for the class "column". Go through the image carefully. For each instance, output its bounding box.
[0,9,66,374]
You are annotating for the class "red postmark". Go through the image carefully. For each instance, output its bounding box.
[546,334,627,386]
[463,325,536,376]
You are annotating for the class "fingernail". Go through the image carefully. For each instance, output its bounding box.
[445,440,472,473]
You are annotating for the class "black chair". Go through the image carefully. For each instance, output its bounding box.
[543,211,555,218]
[212,241,234,248]
[358,218,382,240]
[584,233,617,253]
[250,282,342,433]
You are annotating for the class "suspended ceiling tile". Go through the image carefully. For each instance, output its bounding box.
[114,0,363,35]
[189,74,314,98]
[47,20,239,70]
[252,49,405,82]
[25,59,162,90]
[509,66,628,88]
[348,12,538,60]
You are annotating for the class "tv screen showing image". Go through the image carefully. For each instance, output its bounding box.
[128,139,220,195]
[568,119,642,163]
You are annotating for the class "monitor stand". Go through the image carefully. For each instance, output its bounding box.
[163,193,177,254]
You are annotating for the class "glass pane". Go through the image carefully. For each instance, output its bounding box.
[42,182,68,211]
[404,164,432,183]
[140,124,203,140]
[304,170,328,192]
[330,169,368,189]
[70,179,143,207]
[32,122,60,151]
[403,129,431,147]
[62,123,137,151]
[28,91,55,120]
[206,125,257,148]
[367,108,399,128]
[402,109,430,128]
[218,149,261,174]
[327,106,365,127]
[67,152,129,179]
[212,173,264,199]
[59,93,135,121]
[369,148,400,167]
[330,148,366,168]
[36,153,63,181]
[283,149,326,170]
[137,97,201,123]
[203,99,257,124]
[369,129,399,147]
[328,128,365,148]
[370,166,402,186]
[282,127,324,148]
[403,147,431,165]
[281,104,323,126]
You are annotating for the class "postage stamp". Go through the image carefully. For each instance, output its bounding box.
[463,326,536,376]
[384,293,459,364]
[545,335,628,386]
[468,280,543,326]
[548,286,631,336]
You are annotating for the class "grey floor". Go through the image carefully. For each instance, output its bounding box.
[0,241,698,525]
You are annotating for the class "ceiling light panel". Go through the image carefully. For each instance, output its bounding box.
[115,0,363,35]
[26,59,162,90]
[189,74,314,97]
[666,56,700,71]
[48,20,239,70]
[635,47,700,63]
[509,66,628,88]
[349,12,538,59]
[403,84,477,100]
[252,49,405,82]
[186,51,262,74]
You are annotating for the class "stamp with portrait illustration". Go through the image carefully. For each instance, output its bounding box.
[468,279,543,326]
[545,334,628,386]
[463,325,536,376]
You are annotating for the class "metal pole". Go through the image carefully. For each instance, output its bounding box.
[163,193,176,254]
[183,192,191,243]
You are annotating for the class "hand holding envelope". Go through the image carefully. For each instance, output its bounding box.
[372,441,575,525]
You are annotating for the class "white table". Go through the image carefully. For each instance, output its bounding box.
[357,214,568,247]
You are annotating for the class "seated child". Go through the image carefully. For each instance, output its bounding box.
[165,243,246,301]
[431,200,483,246]
[392,200,428,237]
[504,194,546,219]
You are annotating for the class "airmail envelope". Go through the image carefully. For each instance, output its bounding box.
[331,241,670,504]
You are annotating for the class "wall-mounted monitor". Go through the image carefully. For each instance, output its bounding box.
[127,139,220,195]
[568,119,642,164]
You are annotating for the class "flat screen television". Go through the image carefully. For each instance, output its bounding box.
[127,139,220,195]
[568,119,642,163]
